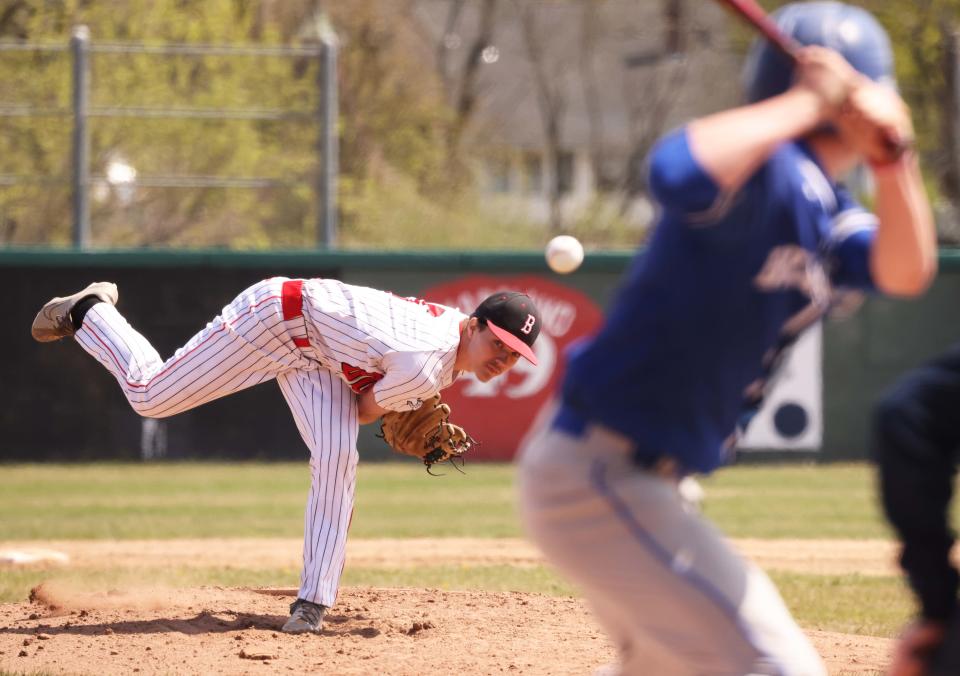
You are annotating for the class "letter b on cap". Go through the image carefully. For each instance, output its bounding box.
[520,314,536,335]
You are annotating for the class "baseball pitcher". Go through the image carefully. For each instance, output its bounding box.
[519,3,936,674]
[32,278,540,634]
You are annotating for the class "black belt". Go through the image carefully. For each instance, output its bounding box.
[552,404,684,478]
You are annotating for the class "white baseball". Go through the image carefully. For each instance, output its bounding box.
[545,235,584,274]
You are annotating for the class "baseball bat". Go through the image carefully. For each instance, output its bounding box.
[715,0,908,160]
[715,0,801,60]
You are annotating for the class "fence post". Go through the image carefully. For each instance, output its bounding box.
[71,25,91,249]
[317,16,339,248]
[948,27,960,206]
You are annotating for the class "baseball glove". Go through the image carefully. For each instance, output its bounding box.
[928,609,960,676]
[889,613,960,676]
[379,394,475,473]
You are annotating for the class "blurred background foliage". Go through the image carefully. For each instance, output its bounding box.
[0,0,489,249]
[0,0,958,249]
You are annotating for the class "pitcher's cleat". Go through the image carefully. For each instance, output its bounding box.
[281,599,326,634]
[31,281,118,342]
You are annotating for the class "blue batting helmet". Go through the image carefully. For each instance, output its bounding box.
[742,2,895,103]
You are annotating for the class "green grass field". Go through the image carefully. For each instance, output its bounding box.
[0,461,938,637]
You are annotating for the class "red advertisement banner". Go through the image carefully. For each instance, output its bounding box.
[424,275,603,460]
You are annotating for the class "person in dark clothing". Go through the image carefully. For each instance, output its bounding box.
[873,343,960,675]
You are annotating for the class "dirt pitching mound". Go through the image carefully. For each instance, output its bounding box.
[1,585,893,675]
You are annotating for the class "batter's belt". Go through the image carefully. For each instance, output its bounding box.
[552,404,684,480]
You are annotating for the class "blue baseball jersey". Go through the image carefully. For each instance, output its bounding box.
[561,128,878,474]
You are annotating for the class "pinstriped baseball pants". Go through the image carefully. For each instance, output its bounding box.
[74,277,358,607]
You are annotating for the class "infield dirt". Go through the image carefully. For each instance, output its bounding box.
[0,537,905,575]
[0,538,900,674]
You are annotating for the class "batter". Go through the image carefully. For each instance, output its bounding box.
[519,3,936,674]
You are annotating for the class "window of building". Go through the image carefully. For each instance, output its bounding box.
[487,157,511,193]
[523,153,542,194]
[556,151,574,195]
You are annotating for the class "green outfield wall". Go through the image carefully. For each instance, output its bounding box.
[2,247,959,464]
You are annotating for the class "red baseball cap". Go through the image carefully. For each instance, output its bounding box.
[472,291,541,365]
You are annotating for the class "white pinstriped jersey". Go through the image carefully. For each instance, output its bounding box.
[298,279,466,412]
[71,276,469,608]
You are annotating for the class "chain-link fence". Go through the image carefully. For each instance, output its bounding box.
[0,24,338,248]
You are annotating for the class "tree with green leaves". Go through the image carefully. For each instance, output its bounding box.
[0,0,466,248]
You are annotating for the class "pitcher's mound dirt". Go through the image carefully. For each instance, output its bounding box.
[0,584,892,675]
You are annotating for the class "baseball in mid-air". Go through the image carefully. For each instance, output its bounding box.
[545,235,584,274]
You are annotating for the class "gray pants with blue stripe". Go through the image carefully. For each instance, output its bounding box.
[518,410,825,676]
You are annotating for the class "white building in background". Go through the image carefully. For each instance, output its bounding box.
[481,148,595,225]
[413,0,742,228]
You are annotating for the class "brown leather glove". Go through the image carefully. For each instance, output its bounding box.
[379,394,475,471]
